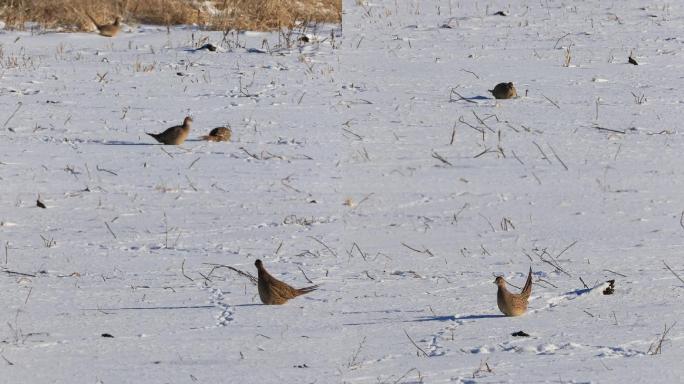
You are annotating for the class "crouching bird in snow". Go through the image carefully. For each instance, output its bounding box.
[255,259,318,305]
[489,82,518,99]
[201,126,231,142]
[86,12,121,37]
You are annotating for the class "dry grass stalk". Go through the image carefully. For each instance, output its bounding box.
[40,234,56,248]
[663,261,684,285]
[347,336,366,369]
[631,91,647,104]
[203,263,257,284]
[393,368,422,383]
[500,217,515,231]
[403,329,429,357]
[472,358,493,378]
[647,322,676,355]
[563,45,572,67]
[431,151,453,166]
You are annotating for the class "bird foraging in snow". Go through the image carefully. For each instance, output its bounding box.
[146,116,192,145]
[489,82,518,99]
[495,267,533,316]
[200,126,231,142]
[255,259,318,305]
[86,12,121,37]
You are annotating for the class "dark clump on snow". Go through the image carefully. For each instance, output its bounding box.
[603,280,616,295]
[511,331,530,337]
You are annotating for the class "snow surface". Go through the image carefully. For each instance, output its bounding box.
[1,0,684,383]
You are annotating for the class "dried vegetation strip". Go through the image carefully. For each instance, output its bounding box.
[0,0,341,31]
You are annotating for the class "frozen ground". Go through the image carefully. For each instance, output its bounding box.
[1,0,684,383]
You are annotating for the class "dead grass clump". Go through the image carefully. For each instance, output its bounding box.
[0,0,341,31]
[0,0,198,31]
[211,0,341,30]
[124,0,198,26]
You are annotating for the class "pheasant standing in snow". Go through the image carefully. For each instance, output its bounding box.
[489,82,518,99]
[255,259,318,305]
[147,116,192,145]
[495,267,533,316]
[86,12,121,37]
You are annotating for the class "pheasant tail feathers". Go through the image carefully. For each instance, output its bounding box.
[521,267,533,298]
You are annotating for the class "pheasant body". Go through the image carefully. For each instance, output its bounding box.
[147,116,192,145]
[86,12,121,37]
[201,127,232,142]
[489,82,518,99]
[255,259,318,305]
[495,267,533,317]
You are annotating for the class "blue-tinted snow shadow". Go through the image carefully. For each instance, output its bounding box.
[100,139,205,145]
[455,314,505,320]
[342,315,505,326]
[343,313,505,326]
[411,315,458,322]
[82,305,216,310]
[343,319,398,326]
[411,314,505,322]
[451,94,491,102]
[101,140,157,146]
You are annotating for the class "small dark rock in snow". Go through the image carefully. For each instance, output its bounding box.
[511,331,530,337]
[603,280,615,295]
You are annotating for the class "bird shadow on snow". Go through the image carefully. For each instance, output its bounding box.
[412,314,505,322]
[98,139,210,146]
[343,313,504,326]
[100,140,157,146]
[452,94,492,102]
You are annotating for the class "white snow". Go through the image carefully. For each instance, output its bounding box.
[1,0,684,383]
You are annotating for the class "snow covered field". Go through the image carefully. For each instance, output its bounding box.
[1,0,684,382]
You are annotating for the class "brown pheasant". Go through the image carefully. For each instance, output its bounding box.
[495,267,533,316]
[489,82,518,99]
[201,127,232,142]
[255,259,318,305]
[147,116,192,145]
[86,12,121,37]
